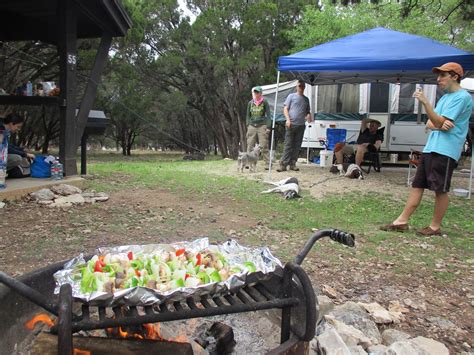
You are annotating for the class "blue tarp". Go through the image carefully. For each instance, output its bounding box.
[278,28,474,85]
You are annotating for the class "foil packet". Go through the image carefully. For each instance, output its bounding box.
[54,238,283,306]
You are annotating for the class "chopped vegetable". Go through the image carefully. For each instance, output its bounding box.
[74,247,263,294]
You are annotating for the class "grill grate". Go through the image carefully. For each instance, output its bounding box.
[63,281,301,334]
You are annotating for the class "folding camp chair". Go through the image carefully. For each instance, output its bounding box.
[361,150,381,174]
[407,150,422,186]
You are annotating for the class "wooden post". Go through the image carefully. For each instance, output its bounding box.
[81,133,88,175]
[75,34,112,148]
[58,0,78,176]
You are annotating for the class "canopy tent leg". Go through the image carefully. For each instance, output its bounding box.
[267,71,281,178]
[469,144,473,199]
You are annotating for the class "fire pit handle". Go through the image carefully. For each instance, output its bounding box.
[0,271,58,316]
[294,229,355,265]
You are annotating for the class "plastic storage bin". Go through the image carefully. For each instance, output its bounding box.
[320,150,334,167]
[326,128,347,151]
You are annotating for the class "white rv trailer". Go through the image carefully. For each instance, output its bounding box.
[262,79,473,153]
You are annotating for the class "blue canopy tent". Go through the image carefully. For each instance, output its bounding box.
[268,27,474,197]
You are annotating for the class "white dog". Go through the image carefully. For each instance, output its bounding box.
[237,144,261,172]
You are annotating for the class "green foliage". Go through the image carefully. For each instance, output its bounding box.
[287,0,473,52]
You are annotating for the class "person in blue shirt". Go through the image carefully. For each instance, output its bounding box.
[381,62,472,236]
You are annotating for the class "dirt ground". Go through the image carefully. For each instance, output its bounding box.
[1,160,473,353]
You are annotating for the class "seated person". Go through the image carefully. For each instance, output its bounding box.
[334,118,384,166]
[0,113,35,177]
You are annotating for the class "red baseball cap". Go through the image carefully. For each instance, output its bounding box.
[432,62,464,78]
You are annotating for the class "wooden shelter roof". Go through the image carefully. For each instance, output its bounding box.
[0,0,132,43]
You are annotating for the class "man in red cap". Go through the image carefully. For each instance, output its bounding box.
[381,62,472,236]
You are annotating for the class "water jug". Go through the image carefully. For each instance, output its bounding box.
[51,159,63,180]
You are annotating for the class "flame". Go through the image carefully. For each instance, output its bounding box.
[73,349,91,355]
[142,323,163,340]
[112,322,189,343]
[118,327,128,338]
[25,313,55,330]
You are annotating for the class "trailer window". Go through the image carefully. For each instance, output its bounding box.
[369,83,389,112]
[317,84,359,113]
[398,84,416,113]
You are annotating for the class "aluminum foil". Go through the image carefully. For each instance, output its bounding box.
[54,238,283,306]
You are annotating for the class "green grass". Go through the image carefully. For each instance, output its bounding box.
[83,154,473,282]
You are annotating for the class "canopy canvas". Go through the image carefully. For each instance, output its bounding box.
[277,27,474,85]
[268,27,474,198]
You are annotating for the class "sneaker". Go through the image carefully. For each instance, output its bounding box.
[380,223,409,232]
[289,165,299,171]
[416,226,442,236]
[276,165,287,172]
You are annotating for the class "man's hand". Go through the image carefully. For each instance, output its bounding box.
[440,119,455,131]
[412,89,428,105]
[306,114,313,123]
[286,119,291,128]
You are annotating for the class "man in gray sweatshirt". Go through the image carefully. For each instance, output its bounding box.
[277,80,313,172]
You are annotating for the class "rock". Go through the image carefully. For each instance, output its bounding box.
[322,284,338,299]
[325,315,373,349]
[426,316,456,330]
[317,295,335,322]
[367,344,388,354]
[382,329,411,346]
[52,194,85,207]
[381,340,426,355]
[81,191,108,203]
[410,336,449,355]
[37,200,54,205]
[49,201,72,208]
[329,302,382,344]
[349,345,368,354]
[316,326,351,355]
[309,337,318,355]
[30,188,55,201]
[388,301,409,314]
[51,184,82,196]
[358,302,394,324]
[92,192,109,202]
[0,202,5,209]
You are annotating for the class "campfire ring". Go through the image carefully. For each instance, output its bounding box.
[0,229,355,354]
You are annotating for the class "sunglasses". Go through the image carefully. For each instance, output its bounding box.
[298,84,305,88]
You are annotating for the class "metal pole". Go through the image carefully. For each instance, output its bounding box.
[268,71,281,179]
[469,143,473,199]
[305,123,311,164]
[0,272,58,315]
[80,133,88,175]
[58,284,73,355]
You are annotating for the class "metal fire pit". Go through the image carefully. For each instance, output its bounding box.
[0,229,354,355]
